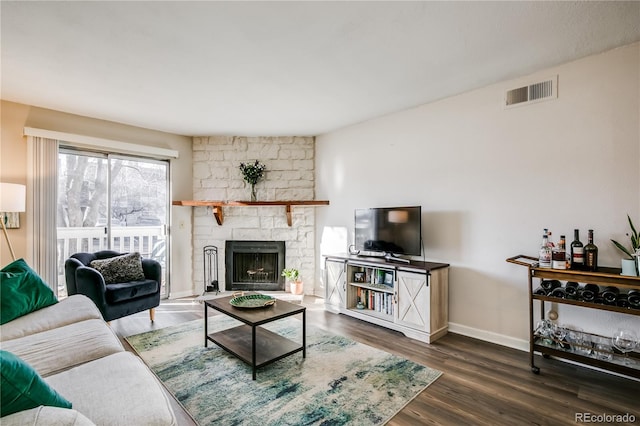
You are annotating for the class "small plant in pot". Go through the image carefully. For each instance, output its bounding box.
[281,268,303,295]
[610,214,639,276]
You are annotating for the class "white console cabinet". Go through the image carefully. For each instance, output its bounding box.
[323,254,449,343]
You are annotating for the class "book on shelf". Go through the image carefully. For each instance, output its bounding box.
[356,287,393,315]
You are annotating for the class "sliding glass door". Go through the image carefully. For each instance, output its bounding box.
[57,148,169,298]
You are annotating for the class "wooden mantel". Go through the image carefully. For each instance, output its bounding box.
[172,200,330,226]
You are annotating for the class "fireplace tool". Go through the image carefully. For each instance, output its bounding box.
[203,245,219,294]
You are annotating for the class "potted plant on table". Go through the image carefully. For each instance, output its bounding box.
[611,214,639,276]
[281,268,303,295]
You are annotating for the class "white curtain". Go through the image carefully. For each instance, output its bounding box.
[27,136,58,292]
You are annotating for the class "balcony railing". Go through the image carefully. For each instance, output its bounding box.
[57,226,166,299]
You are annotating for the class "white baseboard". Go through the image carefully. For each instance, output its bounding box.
[168,290,198,300]
[448,322,529,352]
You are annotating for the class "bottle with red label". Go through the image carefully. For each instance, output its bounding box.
[570,229,584,270]
[552,235,567,269]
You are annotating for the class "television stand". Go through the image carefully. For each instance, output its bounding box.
[323,254,450,343]
[384,253,410,264]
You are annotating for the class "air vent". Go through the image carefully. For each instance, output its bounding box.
[504,75,557,108]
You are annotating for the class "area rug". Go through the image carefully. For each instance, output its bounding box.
[126,317,441,426]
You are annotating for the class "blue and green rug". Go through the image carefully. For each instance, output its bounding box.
[126,316,441,425]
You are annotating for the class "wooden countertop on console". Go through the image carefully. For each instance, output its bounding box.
[324,253,449,273]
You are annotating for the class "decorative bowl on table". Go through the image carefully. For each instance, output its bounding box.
[229,293,276,309]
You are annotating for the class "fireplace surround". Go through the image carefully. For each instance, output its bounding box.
[225,240,286,291]
[191,136,317,297]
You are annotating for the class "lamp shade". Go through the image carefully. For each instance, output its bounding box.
[0,183,26,212]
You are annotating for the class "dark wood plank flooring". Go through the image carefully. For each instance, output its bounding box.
[110,296,640,425]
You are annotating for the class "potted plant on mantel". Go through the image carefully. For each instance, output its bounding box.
[281,268,303,295]
[611,214,639,276]
[239,160,266,202]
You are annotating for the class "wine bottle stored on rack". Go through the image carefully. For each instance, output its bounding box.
[570,229,584,270]
[601,286,619,305]
[584,229,598,272]
[540,280,561,291]
[581,284,600,302]
[617,294,629,308]
[564,282,580,298]
[533,287,547,295]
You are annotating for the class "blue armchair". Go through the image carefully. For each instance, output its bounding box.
[64,250,161,322]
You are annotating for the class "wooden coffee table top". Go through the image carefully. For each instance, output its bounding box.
[204,292,306,326]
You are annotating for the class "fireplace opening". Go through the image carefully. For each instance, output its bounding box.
[225,240,285,291]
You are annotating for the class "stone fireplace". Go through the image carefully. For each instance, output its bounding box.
[191,136,317,295]
[225,240,285,291]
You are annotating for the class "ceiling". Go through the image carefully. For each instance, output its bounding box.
[2,1,639,137]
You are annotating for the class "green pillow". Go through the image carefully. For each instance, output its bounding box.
[0,258,58,325]
[0,350,72,417]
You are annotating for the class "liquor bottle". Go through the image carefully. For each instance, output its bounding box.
[570,229,584,270]
[552,235,567,269]
[584,229,598,272]
[539,234,552,268]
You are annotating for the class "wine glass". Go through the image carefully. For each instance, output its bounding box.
[535,319,553,345]
[567,327,586,354]
[551,324,568,350]
[611,329,639,366]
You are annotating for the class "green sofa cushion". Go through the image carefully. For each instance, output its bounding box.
[0,350,72,417]
[0,259,58,325]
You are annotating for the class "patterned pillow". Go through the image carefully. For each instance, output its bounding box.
[90,252,145,284]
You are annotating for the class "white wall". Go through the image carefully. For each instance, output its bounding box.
[315,42,640,349]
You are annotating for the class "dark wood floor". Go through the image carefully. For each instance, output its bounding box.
[110,296,640,425]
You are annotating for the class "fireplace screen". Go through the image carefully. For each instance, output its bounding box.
[225,240,285,291]
[233,252,277,283]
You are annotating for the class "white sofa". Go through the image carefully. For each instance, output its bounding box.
[0,294,176,425]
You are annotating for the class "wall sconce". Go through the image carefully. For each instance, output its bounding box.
[1,182,26,261]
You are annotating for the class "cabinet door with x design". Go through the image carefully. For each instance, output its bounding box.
[324,258,346,313]
[396,270,430,332]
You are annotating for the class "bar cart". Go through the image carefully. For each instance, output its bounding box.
[507,255,640,379]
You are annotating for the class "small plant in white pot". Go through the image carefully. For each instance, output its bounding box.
[611,214,639,276]
[281,268,303,295]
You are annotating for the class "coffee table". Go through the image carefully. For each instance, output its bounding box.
[204,292,306,380]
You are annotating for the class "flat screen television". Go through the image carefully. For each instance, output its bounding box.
[354,206,422,258]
